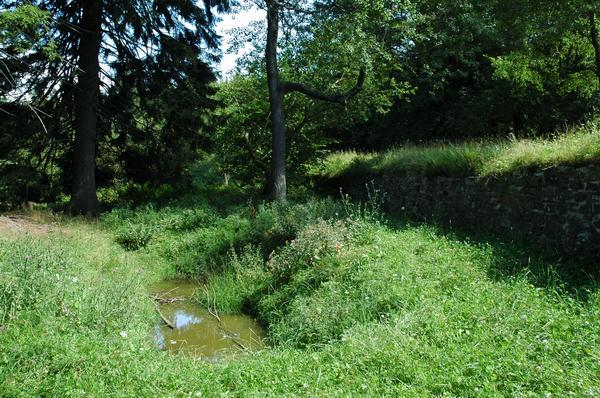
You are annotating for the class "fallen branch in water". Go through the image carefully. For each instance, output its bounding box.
[149,294,186,304]
[200,287,251,351]
[218,325,248,351]
[207,306,221,323]
[152,301,175,329]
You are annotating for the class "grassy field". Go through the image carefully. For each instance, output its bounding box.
[316,122,600,180]
[1,194,599,397]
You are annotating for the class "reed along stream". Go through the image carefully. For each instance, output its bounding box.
[149,280,265,362]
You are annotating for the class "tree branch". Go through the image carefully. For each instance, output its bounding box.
[589,11,600,86]
[281,67,366,105]
[244,132,270,174]
[287,105,309,153]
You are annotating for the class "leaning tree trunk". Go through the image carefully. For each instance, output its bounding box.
[589,11,600,87]
[265,1,287,202]
[70,0,102,216]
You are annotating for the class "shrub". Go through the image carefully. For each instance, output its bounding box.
[249,198,342,255]
[157,208,218,232]
[266,219,348,286]
[114,223,154,251]
[161,214,253,276]
[253,220,351,336]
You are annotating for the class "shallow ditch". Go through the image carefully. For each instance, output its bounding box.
[149,279,265,362]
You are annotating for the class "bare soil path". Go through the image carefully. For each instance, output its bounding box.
[0,213,54,235]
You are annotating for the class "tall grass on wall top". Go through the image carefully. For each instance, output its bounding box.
[316,122,600,180]
[479,123,600,176]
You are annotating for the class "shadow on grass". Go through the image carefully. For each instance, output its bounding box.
[386,214,599,302]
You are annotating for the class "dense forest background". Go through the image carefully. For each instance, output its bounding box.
[1,0,599,210]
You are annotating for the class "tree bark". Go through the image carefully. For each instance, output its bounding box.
[266,1,287,202]
[589,11,600,87]
[70,0,102,216]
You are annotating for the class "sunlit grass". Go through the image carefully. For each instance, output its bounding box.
[317,122,600,179]
[1,197,598,396]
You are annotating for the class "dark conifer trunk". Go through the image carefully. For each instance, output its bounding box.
[70,0,102,215]
[265,1,287,202]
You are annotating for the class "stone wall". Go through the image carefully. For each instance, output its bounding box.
[321,165,600,261]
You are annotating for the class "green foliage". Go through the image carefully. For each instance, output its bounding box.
[342,0,600,147]
[0,5,59,209]
[215,0,415,190]
[1,0,230,207]
[0,5,54,56]
[490,0,599,98]
[213,73,332,190]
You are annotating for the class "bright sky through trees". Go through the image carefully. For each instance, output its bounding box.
[217,5,265,77]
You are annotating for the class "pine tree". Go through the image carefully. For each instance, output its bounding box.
[4,0,229,214]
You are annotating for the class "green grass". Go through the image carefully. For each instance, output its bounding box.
[1,196,599,396]
[316,122,600,179]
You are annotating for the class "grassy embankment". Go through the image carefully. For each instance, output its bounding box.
[1,188,599,397]
[316,122,600,180]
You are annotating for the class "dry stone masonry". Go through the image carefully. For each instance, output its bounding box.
[323,165,600,261]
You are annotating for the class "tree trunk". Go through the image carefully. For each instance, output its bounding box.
[266,1,287,202]
[263,2,365,202]
[70,0,102,216]
[589,11,600,87]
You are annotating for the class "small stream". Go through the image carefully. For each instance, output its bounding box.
[149,279,265,361]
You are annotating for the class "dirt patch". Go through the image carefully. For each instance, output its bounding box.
[0,215,52,235]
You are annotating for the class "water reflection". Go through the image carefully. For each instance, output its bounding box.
[149,279,265,360]
[173,309,203,329]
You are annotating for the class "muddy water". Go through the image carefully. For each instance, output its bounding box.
[149,279,265,361]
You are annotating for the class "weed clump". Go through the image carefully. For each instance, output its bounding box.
[0,240,69,326]
[198,245,268,314]
[266,219,348,286]
[114,223,154,250]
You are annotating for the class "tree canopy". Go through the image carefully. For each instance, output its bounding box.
[1,0,599,207]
